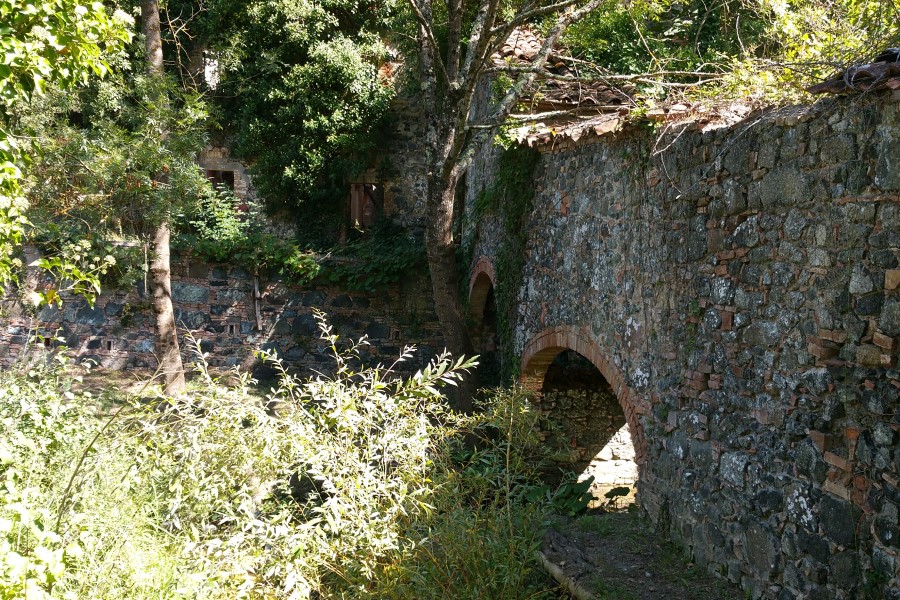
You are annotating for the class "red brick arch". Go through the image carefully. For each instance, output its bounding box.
[468,257,496,326]
[519,325,649,465]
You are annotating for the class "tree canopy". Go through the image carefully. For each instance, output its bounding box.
[0,0,130,293]
[186,0,398,240]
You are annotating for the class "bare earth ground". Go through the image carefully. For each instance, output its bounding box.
[540,508,743,600]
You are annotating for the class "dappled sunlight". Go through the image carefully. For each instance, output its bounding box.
[579,422,638,509]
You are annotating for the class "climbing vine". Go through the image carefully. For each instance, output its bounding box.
[473,144,540,383]
[320,220,426,292]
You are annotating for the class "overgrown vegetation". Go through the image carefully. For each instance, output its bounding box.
[0,0,130,295]
[0,319,586,599]
[470,144,541,383]
[319,220,426,292]
[188,0,399,220]
[177,188,320,284]
[562,0,900,103]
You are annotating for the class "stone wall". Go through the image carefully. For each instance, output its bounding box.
[1,260,445,378]
[466,92,900,599]
[380,96,430,232]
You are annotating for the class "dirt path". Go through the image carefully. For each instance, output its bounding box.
[539,509,742,600]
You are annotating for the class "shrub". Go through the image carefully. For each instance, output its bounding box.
[0,317,561,599]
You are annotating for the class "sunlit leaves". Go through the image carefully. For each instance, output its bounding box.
[0,0,130,294]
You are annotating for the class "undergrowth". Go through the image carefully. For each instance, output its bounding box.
[0,315,565,599]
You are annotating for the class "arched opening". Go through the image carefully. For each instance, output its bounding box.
[520,327,646,509]
[468,260,501,387]
[536,350,638,506]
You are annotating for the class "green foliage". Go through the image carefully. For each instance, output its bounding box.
[473,144,541,383]
[0,357,96,600]
[0,0,130,295]
[564,0,765,77]
[17,47,219,296]
[176,188,320,283]
[0,319,568,599]
[0,0,130,106]
[563,0,899,103]
[716,0,900,102]
[320,220,426,292]
[527,476,597,517]
[198,0,398,217]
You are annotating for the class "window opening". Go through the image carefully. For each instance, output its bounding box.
[206,169,235,191]
[349,183,379,230]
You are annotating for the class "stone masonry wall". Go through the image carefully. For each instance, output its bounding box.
[466,92,900,599]
[1,260,445,378]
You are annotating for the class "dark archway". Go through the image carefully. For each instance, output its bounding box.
[538,350,638,503]
[468,258,500,387]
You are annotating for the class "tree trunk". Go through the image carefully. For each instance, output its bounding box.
[142,0,185,395]
[141,0,164,75]
[425,173,476,412]
[149,221,185,394]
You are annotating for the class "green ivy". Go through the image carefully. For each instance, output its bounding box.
[176,188,320,284]
[320,220,426,292]
[473,144,540,383]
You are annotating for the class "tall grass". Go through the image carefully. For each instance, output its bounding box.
[1,317,561,599]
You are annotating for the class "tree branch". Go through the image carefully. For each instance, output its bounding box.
[488,0,580,36]
[445,0,463,81]
[451,0,605,175]
[459,0,503,85]
[406,0,451,89]
[487,66,724,81]
[507,108,624,120]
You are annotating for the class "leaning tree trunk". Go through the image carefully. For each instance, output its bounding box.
[425,172,476,412]
[142,0,185,395]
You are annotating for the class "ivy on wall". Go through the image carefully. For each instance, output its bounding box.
[471,144,541,383]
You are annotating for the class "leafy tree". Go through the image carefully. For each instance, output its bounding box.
[17,2,214,394]
[139,0,188,394]
[397,0,611,409]
[0,0,130,293]
[563,0,899,102]
[190,0,397,237]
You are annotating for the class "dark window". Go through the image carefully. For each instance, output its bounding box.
[206,169,235,190]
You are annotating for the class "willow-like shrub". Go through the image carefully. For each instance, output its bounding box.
[1,315,560,599]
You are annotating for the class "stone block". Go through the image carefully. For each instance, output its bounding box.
[873,331,896,351]
[809,430,838,453]
[880,298,900,336]
[818,328,847,343]
[721,452,749,487]
[885,269,900,291]
[856,343,885,367]
[823,451,852,471]
[171,282,210,304]
[819,495,861,547]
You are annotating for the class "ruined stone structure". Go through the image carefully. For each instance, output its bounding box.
[1,62,898,599]
[0,263,444,377]
[466,93,900,599]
